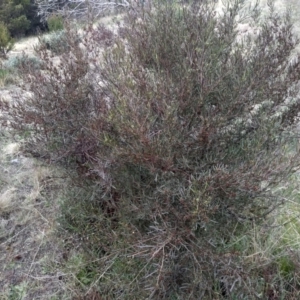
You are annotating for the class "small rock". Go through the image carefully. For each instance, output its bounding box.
[10,158,20,165]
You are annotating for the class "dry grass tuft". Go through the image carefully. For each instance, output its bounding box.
[2,142,20,156]
[0,188,16,213]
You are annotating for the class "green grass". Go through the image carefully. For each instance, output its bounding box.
[0,68,16,86]
[219,172,300,298]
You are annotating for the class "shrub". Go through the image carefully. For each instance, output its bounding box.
[37,30,70,55]
[8,15,31,36]
[0,68,17,86]
[47,14,64,32]
[3,55,42,71]
[0,68,10,86]
[0,22,14,58]
[0,0,44,37]
[1,1,300,298]
[37,23,82,56]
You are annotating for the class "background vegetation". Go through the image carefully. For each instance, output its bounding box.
[0,0,44,37]
[0,22,14,58]
[46,13,64,32]
[0,0,44,57]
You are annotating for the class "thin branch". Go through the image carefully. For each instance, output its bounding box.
[35,0,133,21]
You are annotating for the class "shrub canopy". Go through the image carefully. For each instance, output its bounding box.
[2,0,300,297]
[0,22,14,57]
[0,0,44,37]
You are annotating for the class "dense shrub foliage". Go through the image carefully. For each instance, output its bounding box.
[46,13,64,31]
[0,0,44,37]
[0,22,14,57]
[2,0,300,298]
[2,55,41,70]
[37,30,70,55]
